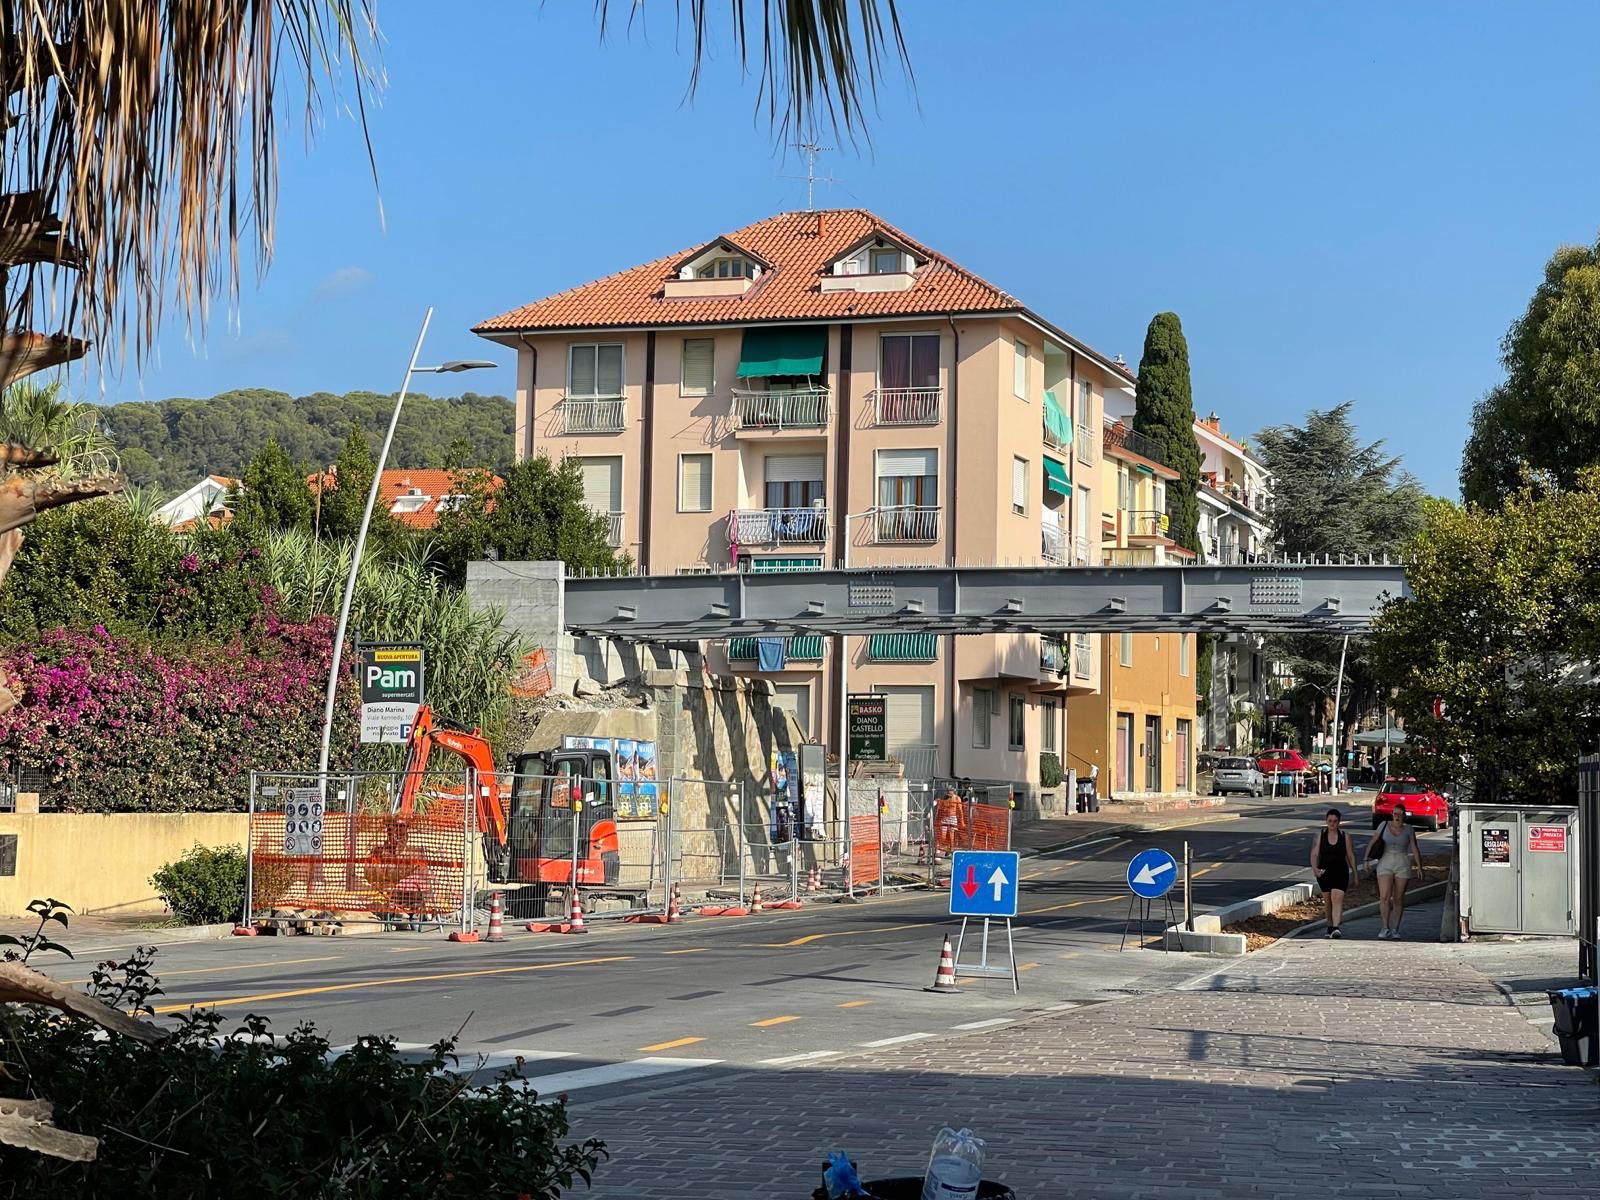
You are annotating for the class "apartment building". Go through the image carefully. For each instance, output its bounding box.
[473,209,1135,803]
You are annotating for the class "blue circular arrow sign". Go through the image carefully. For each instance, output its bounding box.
[1126,848,1179,899]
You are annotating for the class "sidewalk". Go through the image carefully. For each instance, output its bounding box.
[573,899,1596,1198]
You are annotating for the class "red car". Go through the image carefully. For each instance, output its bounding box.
[1257,749,1311,775]
[1373,777,1449,831]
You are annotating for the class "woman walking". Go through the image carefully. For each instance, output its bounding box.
[1311,808,1357,937]
[1366,806,1425,939]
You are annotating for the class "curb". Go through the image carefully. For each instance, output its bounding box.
[1280,879,1449,941]
[65,921,236,954]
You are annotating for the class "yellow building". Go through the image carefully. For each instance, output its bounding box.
[1066,420,1199,795]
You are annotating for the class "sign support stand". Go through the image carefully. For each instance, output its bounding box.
[953,915,1020,994]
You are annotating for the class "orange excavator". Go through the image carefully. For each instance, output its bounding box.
[392,705,622,892]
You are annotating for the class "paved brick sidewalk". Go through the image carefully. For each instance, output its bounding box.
[572,910,1597,1198]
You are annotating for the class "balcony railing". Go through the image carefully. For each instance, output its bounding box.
[1043,420,1064,451]
[873,505,941,543]
[889,744,938,781]
[1074,534,1091,565]
[727,635,825,664]
[730,507,830,544]
[1040,636,1066,675]
[731,387,831,431]
[867,632,939,663]
[1125,509,1170,539]
[1203,475,1269,516]
[562,396,627,433]
[1042,525,1067,563]
[1072,635,1093,678]
[1075,424,1095,466]
[602,511,624,546]
[1103,419,1168,466]
[872,386,942,426]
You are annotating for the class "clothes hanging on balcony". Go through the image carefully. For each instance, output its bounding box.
[757,637,787,671]
[1043,390,1073,446]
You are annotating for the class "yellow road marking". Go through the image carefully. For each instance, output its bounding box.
[663,947,708,955]
[751,1014,802,1027]
[1021,897,1106,916]
[639,1036,705,1051]
[79,954,344,981]
[1058,951,1080,960]
[837,1000,871,1008]
[1018,962,1040,972]
[151,956,633,1014]
[778,920,934,947]
[387,945,437,953]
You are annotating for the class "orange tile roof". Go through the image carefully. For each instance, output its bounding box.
[474,209,1135,384]
[307,468,502,530]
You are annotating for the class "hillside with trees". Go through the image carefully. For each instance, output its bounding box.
[101,388,514,495]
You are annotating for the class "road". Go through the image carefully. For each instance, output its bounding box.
[52,798,1435,1105]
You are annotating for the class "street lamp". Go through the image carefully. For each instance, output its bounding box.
[836,508,878,834]
[315,306,496,778]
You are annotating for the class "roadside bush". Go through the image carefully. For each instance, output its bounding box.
[150,844,246,925]
[1039,751,1063,789]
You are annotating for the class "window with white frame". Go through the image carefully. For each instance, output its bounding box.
[972,688,993,749]
[1077,379,1093,427]
[568,344,623,398]
[699,256,755,279]
[1012,456,1028,515]
[871,247,903,273]
[681,338,715,396]
[1119,632,1133,667]
[1179,633,1191,677]
[1041,697,1058,753]
[1154,480,1167,514]
[1013,339,1029,399]
[1008,695,1026,751]
[1118,467,1134,513]
[678,453,712,512]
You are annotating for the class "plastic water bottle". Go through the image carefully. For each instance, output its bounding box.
[921,1126,984,1199]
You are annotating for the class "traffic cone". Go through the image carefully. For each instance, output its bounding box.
[484,891,506,942]
[667,882,684,923]
[923,936,959,993]
[750,882,765,912]
[565,890,588,934]
[807,865,822,893]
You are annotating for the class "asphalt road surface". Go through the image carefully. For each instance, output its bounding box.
[52,798,1442,1106]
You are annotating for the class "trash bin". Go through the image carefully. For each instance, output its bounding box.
[1546,986,1598,1066]
[812,1181,1016,1200]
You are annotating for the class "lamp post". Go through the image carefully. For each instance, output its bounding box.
[315,305,495,779]
[836,508,878,837]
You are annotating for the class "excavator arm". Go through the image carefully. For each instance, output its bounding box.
[394,704,509,849]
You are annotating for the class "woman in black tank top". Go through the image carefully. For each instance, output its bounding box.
[1310,808,1357,937]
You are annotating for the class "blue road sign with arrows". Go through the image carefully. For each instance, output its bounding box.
[949,849,1021,918]
[1126,848,1179,899]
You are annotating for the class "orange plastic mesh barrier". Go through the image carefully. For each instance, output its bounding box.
[509,647,553,699]
[849,813,881,887]
[966,803,1010,852]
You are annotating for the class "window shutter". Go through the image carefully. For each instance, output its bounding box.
[580,456,621,514]
[1077,380,1092,427]
[877,448,937,478]
[764,454,825,484]
[569,345,596,396]
[682,338,715,395]
[596,345,624,396]
[679,454,712,511]
[880,686,934,749]
[1012,458,1027,510]
[1014,340,1029,398]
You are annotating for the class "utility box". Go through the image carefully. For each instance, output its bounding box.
[1458,804,1579,936]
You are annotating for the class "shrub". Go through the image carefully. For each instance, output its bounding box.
[150,844,246,925]
[1039,751,1063,790]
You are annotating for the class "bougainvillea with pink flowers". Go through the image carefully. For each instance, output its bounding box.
[0,618,358,812]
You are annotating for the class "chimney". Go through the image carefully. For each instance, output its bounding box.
[816,211,826,238]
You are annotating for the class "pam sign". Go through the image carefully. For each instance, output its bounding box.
[359,643,424,744]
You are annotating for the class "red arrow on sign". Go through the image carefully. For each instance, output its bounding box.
[960,864,979,899]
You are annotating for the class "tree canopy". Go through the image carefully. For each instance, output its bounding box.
[232,439,312,534]
[1461,237,1600,507]
[1131,313,1202,552]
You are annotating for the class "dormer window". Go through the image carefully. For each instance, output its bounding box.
[823,234,921,294]
[699,256,756,280]
[871,248,904,273]
[667,238,768,297]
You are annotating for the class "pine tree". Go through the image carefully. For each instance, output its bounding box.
[315,426,404,556]
[233,438,312,532]
[1132,313,1203,552]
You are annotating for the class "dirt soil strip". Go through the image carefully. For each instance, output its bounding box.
[1226,853,1451,951]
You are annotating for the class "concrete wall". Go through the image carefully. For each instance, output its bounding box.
[0,813,249,916]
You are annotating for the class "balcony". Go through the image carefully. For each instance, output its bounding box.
[730,507,830,545]
[603,511,624,546]
[1040,636,1066,675]
[1125,509,1170,540]
[561,396,626,434]
[1103,420,1168,467]
[1072,635,1093,679]
[727,635,825,664]
[1075,423,1095,466]
[731,387,831,432]
[870,386,942,426]
[1074,534,1091,565]
[866,632,939,663]
[1042,524,1067,564]
[873,505,941,543]
[1203,473,1269,517]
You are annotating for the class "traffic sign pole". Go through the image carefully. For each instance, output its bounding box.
[946,849,1021,993]
[1183,841,1193,932]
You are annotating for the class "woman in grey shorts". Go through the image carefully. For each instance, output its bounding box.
[1366,806,1424,939]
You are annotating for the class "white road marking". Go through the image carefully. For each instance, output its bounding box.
[952,1018,1014,1031]
[1040,1002,1080,1012]
[761,1049,843,1065]
[860,1032,934,1048]
[510,1056,722,1096]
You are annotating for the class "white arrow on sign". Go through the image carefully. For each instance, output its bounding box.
[1133,860,1176,888]
[987,865,1010,901]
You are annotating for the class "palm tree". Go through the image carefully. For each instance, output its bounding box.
[0,378,116,479]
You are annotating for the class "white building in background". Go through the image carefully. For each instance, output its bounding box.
[154,474,236,531]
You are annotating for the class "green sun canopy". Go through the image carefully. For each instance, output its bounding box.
[1043,389,1072,446]
[737,326,826,377]
[1043,456,1071,497]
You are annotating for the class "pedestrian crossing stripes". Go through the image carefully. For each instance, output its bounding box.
[335,1042,723,1098]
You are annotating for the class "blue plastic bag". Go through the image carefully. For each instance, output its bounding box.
[824,1151,867,1199]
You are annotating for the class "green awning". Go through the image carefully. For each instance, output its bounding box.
[737,326,826,377]
[1043,389,1072,445]
[1043,456,1071,497]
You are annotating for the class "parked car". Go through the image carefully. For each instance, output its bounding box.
[1373,777,1449,831]
[1197,751,1220,774]
[1211,756,1266,797]
[1257,748,1311,776]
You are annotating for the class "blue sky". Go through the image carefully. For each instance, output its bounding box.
[104,1,1600,498]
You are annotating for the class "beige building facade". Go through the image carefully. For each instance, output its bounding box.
[477,210,1135,804]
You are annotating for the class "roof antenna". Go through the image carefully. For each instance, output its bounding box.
[785,138,836,212]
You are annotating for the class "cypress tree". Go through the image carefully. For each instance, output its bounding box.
[1132,312,1203,553]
